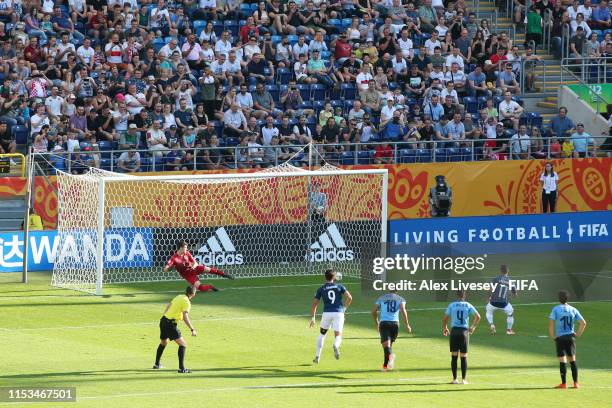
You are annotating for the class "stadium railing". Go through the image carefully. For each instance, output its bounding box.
[561,56,612,87]
[31,136,609,174]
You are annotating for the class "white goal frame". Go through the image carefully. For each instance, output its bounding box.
[51,167,388,295]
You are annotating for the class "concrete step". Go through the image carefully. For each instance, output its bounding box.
[537,101,557,108]
[0,219,23,231]
[0,198,26,209]
[545,96,558,102]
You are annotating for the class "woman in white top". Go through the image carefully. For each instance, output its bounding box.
[540,162,559,213]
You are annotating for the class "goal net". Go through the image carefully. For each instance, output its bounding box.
[50,162,387,294]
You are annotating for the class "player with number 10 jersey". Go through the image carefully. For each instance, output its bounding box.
[309,269,352,364]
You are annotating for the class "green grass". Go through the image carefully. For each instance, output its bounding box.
[1,272,611,408]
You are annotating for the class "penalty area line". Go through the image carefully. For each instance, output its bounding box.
[0,301,598,332]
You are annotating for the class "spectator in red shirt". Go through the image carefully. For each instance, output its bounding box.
[334,33,352,61]
[374,142,394,164]
[240,16,260,44]
[490,47,508,76]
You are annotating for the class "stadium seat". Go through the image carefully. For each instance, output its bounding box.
[276,67,292,85]
[265,84,279,103]
[297,84,310,100]
[434,148,448,162]
[357,150,374,165]
[460,147,473,161]
[477,96,489,109]
[312,100,325,114]
[463,97,478,115]
[310,84,326,101]
[493,95,503,107]
[329,19,342,32]
[299,101,313,111]
[193,20,207,36]
[341,83,356,100]
[225,137,240,147]
[152,38,165,52]
[98,141,113,159]
[100,158,112,171]
[11,125,29,145]
[343,100,354,115]
[399,149,416,163]
[340,151,355,165]
[416,149,432,163]
[223,21,239,38]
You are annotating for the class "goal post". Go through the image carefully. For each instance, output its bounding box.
[51,164,388,295]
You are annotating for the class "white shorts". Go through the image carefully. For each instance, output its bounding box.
[320,312,345,332]
[486,302,514,315]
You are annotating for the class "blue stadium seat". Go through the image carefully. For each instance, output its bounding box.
[343,99,354,114]
[340,151,354,165]
[11,125,28,145]
[341,18,352,31]
[212,121,224,138]
[434,148,448,162]
[224,21,239,38]
[329,19,342,32]
[299,101,313,110]
[98,141,113,159]
[297,84,310,100]
[341,83,356,100]
[213,21,224,36]
[358,150,374,165]
[139,156,151,172]
[276,67,292,84]
[100,158,112,171]
[193,20,207,36]
[477,96,489,109]
[265,84,279,102]
[330,99,343,111]
[526,112,543,129]
[463,96,478,115]
[447,148,463,162]
[313,100,325,114]
[416,149,432,163]
[225,137,240,147]
[310,84,326,101]
[460,147,473,161]
[152,38,165,52]
[493,95,503,107]
[399,149,416,163]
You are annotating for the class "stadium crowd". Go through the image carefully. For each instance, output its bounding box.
[0,0,609,172]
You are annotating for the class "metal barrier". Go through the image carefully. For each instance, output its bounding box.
[0,153,26,177]
[31,136,610,174]
[520,56,547,95]
[561,56,612,113]
[543,9,552,53]
[561,24,571,61]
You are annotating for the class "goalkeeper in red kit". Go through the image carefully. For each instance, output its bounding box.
[164,240,234,292]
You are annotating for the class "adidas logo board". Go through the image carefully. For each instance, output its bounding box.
[309,224,355,262]
[196,227,244,266]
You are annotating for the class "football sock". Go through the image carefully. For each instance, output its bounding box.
[333,336,342,350]
[198,284,213,291]
[178,346,186,370]
[155,344,165,365]
[570,361,578,383]
[559,362,567,384]
[485,309,494,325]
[507,315,514,330]
[316,334,325,358]
[451,355,458,380]
[208,267,225,276]
[383,346,391,366]
[460,357,467,379]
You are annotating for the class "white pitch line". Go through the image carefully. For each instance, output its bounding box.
[36,369,612,402]
[0,301,597,332]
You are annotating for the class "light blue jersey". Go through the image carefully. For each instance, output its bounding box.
[445,301,478,329]
[375,293,406,322]
[549,304,584,337]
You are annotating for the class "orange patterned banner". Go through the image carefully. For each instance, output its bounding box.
[1,158,610,229]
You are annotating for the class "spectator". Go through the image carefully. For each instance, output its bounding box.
[117,150,141,173]
[570,123,595,157]
[146,119,169,159]
[374,142,393,164]
[307,50,334,88]
[468,65,490,97]
[0,120,15,154]
[445,112,466,145]
[252,82,282,117]
[498,64,520,95]
[592,1,612,29]
[498,91,523,130]
[548,107,575,139]
[120,124,140,150]
[223,103,248,138]
[382,110,407,141]
[510,125,531,159]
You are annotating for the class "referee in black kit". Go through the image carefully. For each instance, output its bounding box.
[153,286,197,373]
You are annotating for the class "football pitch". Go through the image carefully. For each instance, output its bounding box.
[1,273,611,408]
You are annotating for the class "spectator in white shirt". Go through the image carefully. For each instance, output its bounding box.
[571,13,592,37]
[215,31,233,57]
[498,91,523,130]
[445,47,465,70]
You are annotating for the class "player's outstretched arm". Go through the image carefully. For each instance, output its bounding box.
[371,304,380,331]
[309,298,319,327]
[576,318,587,337]
[400,303,412,334]
[548,319,556,341]
[442,315,450,336]
[343,291,353,312]
[183,312,196,337]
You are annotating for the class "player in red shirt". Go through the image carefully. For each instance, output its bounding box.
[164,240,234,292]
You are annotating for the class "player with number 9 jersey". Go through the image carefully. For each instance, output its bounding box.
[309,270,352,364]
